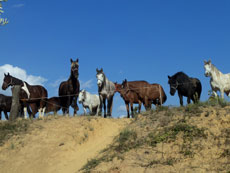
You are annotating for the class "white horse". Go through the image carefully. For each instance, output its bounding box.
[96,68,115,118]
[204,60,230,98]
[78,89,100,115]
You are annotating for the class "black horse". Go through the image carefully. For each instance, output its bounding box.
[0,94,11,120]
[168,72,202,106]
[58,58,80,116]
[2,73,48,118]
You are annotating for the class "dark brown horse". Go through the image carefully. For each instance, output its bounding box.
[30,97,61,115]
[45,97,61,114]
[115,82,142,118]
[2,73,48,119]
[58,58,80,116]
[0,94,11,120]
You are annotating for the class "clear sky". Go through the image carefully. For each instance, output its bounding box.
[1,0,230,117]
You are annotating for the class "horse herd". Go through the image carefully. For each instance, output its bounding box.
[0,59,230,120]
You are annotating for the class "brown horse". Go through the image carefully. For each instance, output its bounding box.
[121,79,152,109]
[58,58,80,116]
[121,80,167,110]
[115,82,143,118]
[2,73,48,119]
[45,97,61,114]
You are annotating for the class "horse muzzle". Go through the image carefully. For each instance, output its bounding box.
[204,72,209,77]
[2,83,7,90]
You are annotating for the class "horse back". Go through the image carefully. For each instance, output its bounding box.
[127,81,151,99]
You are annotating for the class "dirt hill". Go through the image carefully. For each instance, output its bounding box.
[1,102,230,173]
[0,116,130,173]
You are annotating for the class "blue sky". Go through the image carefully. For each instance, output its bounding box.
[1,0,230,117]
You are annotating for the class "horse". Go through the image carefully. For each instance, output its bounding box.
[45,97,61,114]
[115,82,142,118]
[78,89,100,115]
[120,80,152,109]
[168,72,202,106]
[96,68,115,118]
[204,60,230,98]
[0,94,11,120]
[2,73,48,118]
[58,58,80,116]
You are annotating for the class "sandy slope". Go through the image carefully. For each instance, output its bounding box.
[0,116,130,173]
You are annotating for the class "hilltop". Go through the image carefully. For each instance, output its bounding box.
[0,101,230,173]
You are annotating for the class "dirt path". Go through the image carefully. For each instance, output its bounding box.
[0,116,131,173]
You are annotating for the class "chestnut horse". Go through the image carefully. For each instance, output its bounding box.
[115,82,143,118]
[59,58,80,116]
[2,73,48,118]
[121,80,167,110]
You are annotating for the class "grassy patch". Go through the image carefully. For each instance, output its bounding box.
[0,119,30,146]
[147,123,206,147]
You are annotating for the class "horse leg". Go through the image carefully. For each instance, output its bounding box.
[107,96,114,117]
[130,102,134,118]
[62,108,66,116]
[144,97,150,110]
[178,93,183,106]
[103,99,106,118]
[187,97,191,105]
[138,100,142,113]
[83,107,87,115]
[0,110,2,120]
[220,89,225,99]
[4,111,9,120]
[24,107,28,119]
[125,102,130,118]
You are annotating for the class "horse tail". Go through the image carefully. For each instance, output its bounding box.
[194,78,202,100]
[158,85,167,104]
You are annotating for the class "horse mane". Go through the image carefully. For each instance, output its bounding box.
[171,72,190,82]
[210,63,223,77]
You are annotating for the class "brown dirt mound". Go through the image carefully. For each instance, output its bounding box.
[0,116,131,173]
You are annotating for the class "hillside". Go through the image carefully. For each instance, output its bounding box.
[0,102,230,173]
[0,116,130,173]
[82,102,230,173]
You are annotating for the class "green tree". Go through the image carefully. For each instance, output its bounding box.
[0,0,9,26]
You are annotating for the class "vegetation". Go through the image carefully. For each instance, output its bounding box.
[0,119,30,146]
[0,0,8,26]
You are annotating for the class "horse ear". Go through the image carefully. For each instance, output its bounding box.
[76,58,79,62]
[168,75,171,79]
[70,58,73,63]
[208,59,211,64]
[4,73,6,77]
[101,68,103,72]
[96,68,99,73]
[7,72,9,76]
[204,60,207,64]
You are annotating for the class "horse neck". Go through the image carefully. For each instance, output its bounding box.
[11,77,24,86]
[210,65,223,81]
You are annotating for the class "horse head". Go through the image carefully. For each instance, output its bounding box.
[96,68,105,87]
[168,75,178,96]
[114,82,122,93]
[70,58,79,78]
[2,73,12,90]
[78,89,86,103]
[204,60,212,77]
